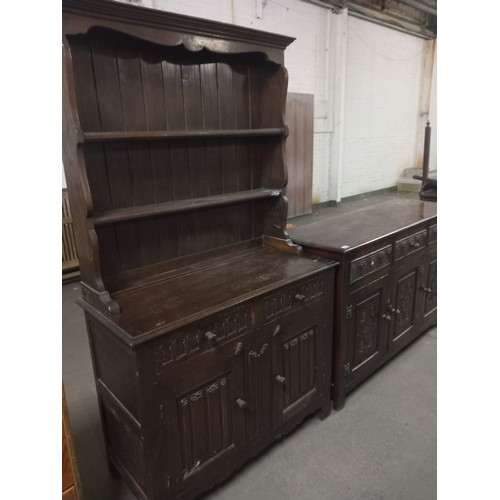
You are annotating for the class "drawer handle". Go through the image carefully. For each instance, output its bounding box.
[234,342,243,356]
[294,293,306,302]
[273,324,281,336]
[391,307,401,315]
[205,331,217,341]
[422,287,432,293]
[236,398,247,409]
[276,375,287,385]
[409,241,421,249]
[382,314,391,321]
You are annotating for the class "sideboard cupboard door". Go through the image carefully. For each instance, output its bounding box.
[422,247,437,320]
[346,274,390,389]
[271,302,329,429]
[158,337,245,498]
[387,257,423,354]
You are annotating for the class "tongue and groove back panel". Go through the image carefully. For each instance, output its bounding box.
[67,28,287,277]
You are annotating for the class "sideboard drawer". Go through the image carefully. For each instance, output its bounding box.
[394,229,427,261]
[350,245,392,284]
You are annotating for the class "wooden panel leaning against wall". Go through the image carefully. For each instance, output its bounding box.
[285,93,314,218]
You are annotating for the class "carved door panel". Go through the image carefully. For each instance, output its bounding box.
[387,259,422,353]
[422,248,437,319]
[271,302,328,429]
[158,337,245,497]
[346,275,390,388]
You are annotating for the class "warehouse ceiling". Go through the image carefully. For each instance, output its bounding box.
[325,0,437,39]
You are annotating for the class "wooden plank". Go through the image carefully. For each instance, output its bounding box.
[93,189,281,225]
[83,128,285,142]
[285,93,314,218]
[89,30,124,131]
[68,35,101,131]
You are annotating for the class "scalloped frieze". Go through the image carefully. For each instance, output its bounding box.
[350,245,392,284]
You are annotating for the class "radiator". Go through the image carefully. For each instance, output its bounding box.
[62,189,79,275]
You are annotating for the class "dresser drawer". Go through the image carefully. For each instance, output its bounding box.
[350,245,392,284]
[394,229,427,261]
[261,273,330,323]
[154,303,253,375]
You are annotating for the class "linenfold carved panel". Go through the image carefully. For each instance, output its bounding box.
[282,328,315,407]
[155,304,252,373]
[177,376,232,476]
[350,245,392,284]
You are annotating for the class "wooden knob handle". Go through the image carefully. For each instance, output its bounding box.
[276,375,286,385]
[236,398,247,409]
[205,331,217,340]
[294,293,306,301]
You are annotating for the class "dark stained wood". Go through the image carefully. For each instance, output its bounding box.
[62,2,337,499]
[93,188,281,225]
[80,246,336,345]
[285,93,314,218]
[290,198,437,410]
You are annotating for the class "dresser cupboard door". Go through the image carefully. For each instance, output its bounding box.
[157,338,245,496]
[243,329,273,443]
[271,302,329,429]
[346,275,390,388]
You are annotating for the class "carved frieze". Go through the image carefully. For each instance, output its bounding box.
[350,245,392,284]
[263,276,326,321]
[155,304,252,374]
[394,230,427,261]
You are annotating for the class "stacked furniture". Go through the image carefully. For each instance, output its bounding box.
[62,1,337,499]
[290,198,437,410]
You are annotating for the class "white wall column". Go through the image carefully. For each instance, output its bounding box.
[328,8,348,203]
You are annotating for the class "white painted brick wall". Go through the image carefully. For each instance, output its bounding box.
[342,16,428,197]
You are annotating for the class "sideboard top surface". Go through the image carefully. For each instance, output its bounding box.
[289,199,437,253]
[79,245,337,345]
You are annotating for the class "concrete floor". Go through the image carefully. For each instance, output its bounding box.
[62,191,436,500]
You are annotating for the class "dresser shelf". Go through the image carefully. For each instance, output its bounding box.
[82,128,286,143]
[93,188,282,225]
